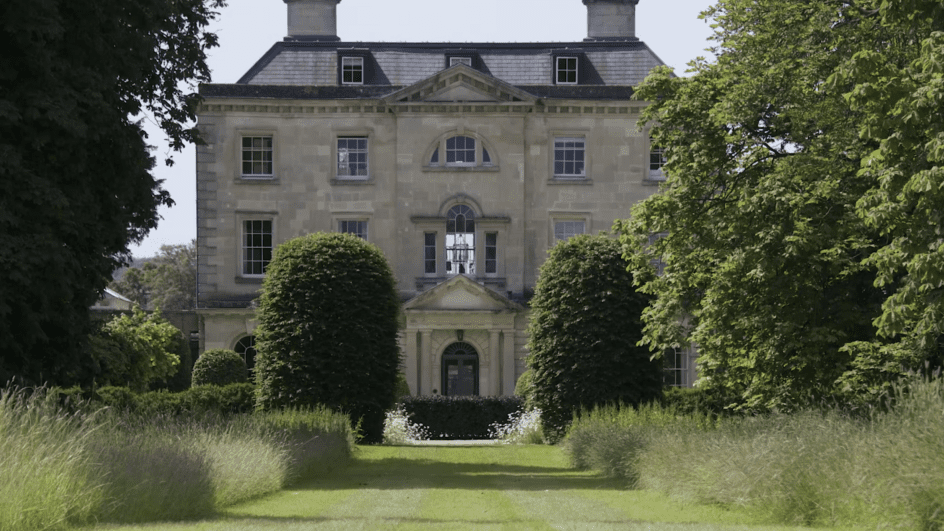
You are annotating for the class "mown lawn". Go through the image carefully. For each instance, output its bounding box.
[85,445,834,531]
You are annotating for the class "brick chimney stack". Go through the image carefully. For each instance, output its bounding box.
[583,0,640,41]
[284,0,342,41]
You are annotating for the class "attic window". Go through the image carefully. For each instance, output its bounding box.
[341,56,364,85]
[556,56,578,85]
[448,56,473,68]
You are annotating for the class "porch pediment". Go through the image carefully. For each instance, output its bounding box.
[404,275,523,313]
[382,64,537,105]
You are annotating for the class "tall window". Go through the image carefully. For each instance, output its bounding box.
[424,233,437,274]
[243,220,272,276]
[556,56,578,84]
[554,137,585,178]
[485,232,497,274]
[649,142,667,181]
[234,336,257,375]
[446,205,475,275]
[442,342,479,396]
[664,348,687,387]
[554,220,585,241]
[339,220,368,240]
[341,56,364,85]
[241,136,273,177]
[446,136,476,166]
[337,137,368,178]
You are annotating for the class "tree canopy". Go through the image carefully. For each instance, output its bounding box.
[0,0,224,386]
[618,0,943,410]
[111,241,197,311]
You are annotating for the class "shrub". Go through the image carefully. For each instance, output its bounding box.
[192,348,247,387]
[254,232,401,444]
[86,307,181,392]
[514,369,535,410]
[399,395,522,439]
[527,234,661,441]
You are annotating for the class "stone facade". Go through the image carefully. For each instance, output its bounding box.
[195,0,698,395]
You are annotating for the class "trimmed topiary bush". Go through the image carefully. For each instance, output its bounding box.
[399,395,523,439]
[192,349,247,387]
[254,232,401,444]
[527,233,662,442]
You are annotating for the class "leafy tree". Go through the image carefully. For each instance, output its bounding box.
[619,0,943,410]
[527,234,660,441]
[0,0,224,386]
[111,241,197,311]
[87,307,181,392]
[192,348,247,387]
[254,233,401,444]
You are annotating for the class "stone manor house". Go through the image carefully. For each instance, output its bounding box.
[195,0,697,396]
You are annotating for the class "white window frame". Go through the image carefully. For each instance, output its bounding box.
[664,347,690,387]
[446,135,476,167]
[554,220,585,241]
[550,212,591,245]
[240,218,273,278]
[448,56,473,67]
[649,141,667,181]
[553,137,587,179]
[341,56,364,85]
[425,132,497,171]
[556,56,578,85]
[336,136,369,179]
[338,219,368,241]
[239,134,275,179]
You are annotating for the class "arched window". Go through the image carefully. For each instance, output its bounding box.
[429,135,493,168]
[234,335,257,374]
[446,205,475,275]
[442,342,479,396]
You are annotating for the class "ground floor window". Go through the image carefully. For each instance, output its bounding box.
[234,335,257,375]
[441,341,479,396]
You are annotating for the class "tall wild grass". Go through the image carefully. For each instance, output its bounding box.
[563,377,944,529]
[0,387,354,530]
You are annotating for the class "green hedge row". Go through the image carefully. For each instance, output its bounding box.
[53,383,256,416]
[399,395,523,440]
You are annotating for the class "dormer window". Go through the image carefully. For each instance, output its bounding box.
[556,56,578,85]
[341,56,364,85]
[448,56,473,67]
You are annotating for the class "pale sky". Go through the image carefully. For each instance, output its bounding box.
[131,0,716,258]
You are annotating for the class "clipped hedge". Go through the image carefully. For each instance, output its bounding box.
[53,383,256,416]
[192,348,247,387]
[399,395,523,440]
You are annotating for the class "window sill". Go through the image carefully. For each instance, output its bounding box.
[548,177,592,185]
[237,177,279,185]
[331,177,375,186]
[235,276,264,284]
[422,165,500,173]
[642,178,666,186]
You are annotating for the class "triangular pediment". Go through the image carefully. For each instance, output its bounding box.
[404,275,524,312]
[383,64,537,105]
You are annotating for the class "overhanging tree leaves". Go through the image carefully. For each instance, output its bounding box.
[0,0,224,385]
[618,0,893,410]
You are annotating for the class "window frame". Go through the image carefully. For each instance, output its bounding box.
[338,219,369,241]
[553,136,587,179]
[446,55,474,68]
[555,55,579,85]
[484,232,498,276]
[649,140,667,181]
[424,232,438,275]
[237,130,278,181]
[445,135,477,167]
[424,131,498,172]
[239,217,274,279]
[550,212,591,245]
[336,135,370,180]
[340,55,365,85]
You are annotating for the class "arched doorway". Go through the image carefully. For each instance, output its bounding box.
[234,335,257,375]
[441,341,479,396]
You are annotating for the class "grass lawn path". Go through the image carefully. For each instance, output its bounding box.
[88,445,829,531]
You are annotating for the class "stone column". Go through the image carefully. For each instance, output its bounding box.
[489,329,501,396]
[502,330,516,395]
[403,329,418,395]
[420,330,433,395]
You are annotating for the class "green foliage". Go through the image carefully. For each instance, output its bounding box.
[398,395,523,440]
[514,369,535,410]
[86,307,181,392]
[619,0,936,411]
[192,348,248,387]
[0,0,225,388]
[254,232,401,444]
[110,241,197,310]
[527,234,660,441]
[54,383,256,417]
[394,372,412,398]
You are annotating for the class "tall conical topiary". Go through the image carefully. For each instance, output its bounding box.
[254,232,401,443]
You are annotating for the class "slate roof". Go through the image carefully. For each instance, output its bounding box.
[229,40,663,92]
